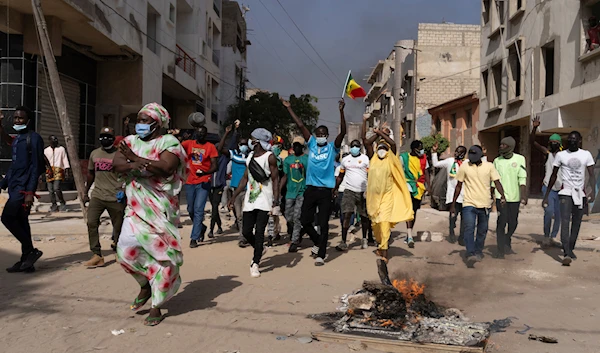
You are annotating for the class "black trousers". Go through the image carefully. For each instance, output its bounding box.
[210,186,224,231]
[301,186,333,259]
[242,209,269,264]
[2,196,33,261]
[559,196,585,256]
[496,200,520,254]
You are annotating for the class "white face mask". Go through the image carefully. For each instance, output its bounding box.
[377,149,388,159]
[418,149,425,157]
[315,137,328,145]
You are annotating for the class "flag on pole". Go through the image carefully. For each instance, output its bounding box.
[343,71,367,100]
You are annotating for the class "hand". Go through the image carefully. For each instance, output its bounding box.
[280,98,291,108]
[532,115,541,128]
[373,128,381,136]
[449,203,455,216]
[119,141,137,161]
[225,125,233,134]
[338,99,345,111]
[482,146,488,156]
[432,141,439,153]
[227,198,235,210]
[363,113,371,122]
[83,195,90,205]
[24,194,34,209]
[588,193,596,204]
[333,189,339,199]
[234,119,241,128]
[521,197,528,206]
[542,198,549,208]
[500,196,507,207]
[271,205,282,216]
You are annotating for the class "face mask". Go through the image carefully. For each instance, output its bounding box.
[239,145,249,154]
[455,152,466,160]
[272,146,281,156]
[100,138,115,149]
[377,149,388,159]
[135,122,156,139]
[567,140,579,152]
[248,140,256,151]
[418,149,425,157]
[316,137,327,146]
[13,124,27,132]
[350,146,361,156]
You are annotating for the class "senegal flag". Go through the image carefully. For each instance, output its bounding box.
[344,72,367,100]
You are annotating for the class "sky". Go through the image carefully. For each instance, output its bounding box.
[243,0,481,134]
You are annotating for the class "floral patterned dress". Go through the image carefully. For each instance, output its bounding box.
[116,134,187,308]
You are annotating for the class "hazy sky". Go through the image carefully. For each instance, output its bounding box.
[243,0,480,133]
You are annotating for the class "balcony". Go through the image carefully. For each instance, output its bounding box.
[212,49,220,67]
[176,45,197,78]
[365,82,384,102]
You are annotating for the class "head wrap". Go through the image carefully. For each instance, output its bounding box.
[549,134,562,144]
[138,103,171,129]
[377,139,390,150]
[499,136,515,158]
[251,128,273,151]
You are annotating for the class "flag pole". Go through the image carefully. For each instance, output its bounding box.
[341,70,351,98]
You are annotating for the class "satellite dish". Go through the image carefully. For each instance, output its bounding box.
[188,112,206,127]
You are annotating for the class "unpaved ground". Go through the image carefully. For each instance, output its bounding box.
[1,207,600,353]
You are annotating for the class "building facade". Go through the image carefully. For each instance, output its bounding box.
[364,50,395,131]
[428,92,480,151]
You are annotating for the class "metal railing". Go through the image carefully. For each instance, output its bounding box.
[176,44,196,78]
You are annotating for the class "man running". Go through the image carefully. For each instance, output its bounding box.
[531,116,563,247]
[280,136,308,253]
[492,137,527,258]
[451,145,506,267]
[0,106,45,273]
[44,135,70,212]
[335,139,370,251]
[543,131,595,266]
[282,98,346,266]
[400,140,430,248]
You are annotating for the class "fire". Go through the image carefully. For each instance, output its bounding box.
[392,279,426,305]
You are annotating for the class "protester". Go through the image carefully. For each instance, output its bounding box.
[113,102,186,326]
[210,124,238,238]
[0,106,45,273]
[492,136,527,258]
[182,125,218,248]
[432,143,467,244]
[280,136,308,253]
[229,127,250,247]
[228,128,279,278]
[82,127,126,267]
[543,131,595,266]
[335,139,370,251]
[282,98,346,266]
[399,140,430,248]
[530,116,563,247]
[267,135,286,244]
[451,145,506,267]
[334,154,354,227]
[44,135,70,212]
[364,126,413,263]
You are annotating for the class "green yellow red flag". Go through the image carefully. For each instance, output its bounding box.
[344,73,367,100]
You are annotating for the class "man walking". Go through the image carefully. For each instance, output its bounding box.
[0,106,45,273]
[400,140,430,248]
[228,127,250,247]
[543,131,595,266]
[432,143,467,244]
[182,125,218,248]
[531,116,563,247]
[210,124,237,238]
[280,136,308,253]
[44,135,70,212]
[451,145,506,267]
[83,127,126,267]
[492,137,527,258]
[282,98,346,266]
[335,139,370,251]
[229,128,279,278]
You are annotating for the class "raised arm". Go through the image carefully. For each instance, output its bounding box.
[334,100,347,149]
[281,98,311,141]
[375,128,396,155]
[362,114,376,158]
[217,125,233,156]
[530,115,548,154]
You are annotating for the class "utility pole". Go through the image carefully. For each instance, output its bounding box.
[237,67,244,122]
[31,0,87,220]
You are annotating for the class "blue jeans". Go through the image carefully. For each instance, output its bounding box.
[462,206,490,257]
[186,182,210,241]
[541,185,560,238]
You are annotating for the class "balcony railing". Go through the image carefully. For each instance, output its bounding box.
[176,45,196,78]
[212,49,220,67]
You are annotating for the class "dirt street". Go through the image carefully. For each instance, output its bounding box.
[1,206,600,353]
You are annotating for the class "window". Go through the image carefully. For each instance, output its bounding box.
[465,109,473,129]
[509,0,525,19]
[542,42,555,97]
[581,1,600,56]
[507,39,523,100]
[483,0,491,25]
[169,3,175,24]
[196,99,205,115]
[482,69,489,99]
[451,113,457,129]
[492,62,503,107]
[491,0,506,34]
[146,5,159,54]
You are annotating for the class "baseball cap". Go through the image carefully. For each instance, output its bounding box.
[292,136,305,145]
[100,127,115,136]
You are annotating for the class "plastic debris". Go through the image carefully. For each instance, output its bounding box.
[296,337,313,344]
[110,329,125,336]
[529,334,558,344]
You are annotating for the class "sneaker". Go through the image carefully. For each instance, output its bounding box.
[190,239,200,248]
[475,254,483,262]
[6,261,25,273]
[314,257,325,266]
[83,254,105,268]
[448,234,456,244]
[407,237,415,249]
[466,255,477,267]
[250,262,261,278]
[361,238,369,249]
[311,246,319,257]
[562,256,572,266]
[207,231,215,239]
[20,249,43,270]
[493,252,505,259]
[59,204,67,212]
[238,240,250,248]
[289,243,299,253]
[199,225,207,242]
[569,251,577,260]
[49,204,58,212]
[266,237,274,248]
[335,242,348,251]
[217,227,224,235]
[505,246,516,255]
[368,239,376,247]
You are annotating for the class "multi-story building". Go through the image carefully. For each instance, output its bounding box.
[428,92,480,151]
[0,0,224,176]
[364,50,395,130]
[478,0,600,198]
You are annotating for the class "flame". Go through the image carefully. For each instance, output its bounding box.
[392,279,425,305]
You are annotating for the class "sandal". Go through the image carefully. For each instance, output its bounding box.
[144,316,164,326]
[130,295,151,311]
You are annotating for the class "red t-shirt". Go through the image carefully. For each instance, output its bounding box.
[590,27,600,45]
[182,140,218,184]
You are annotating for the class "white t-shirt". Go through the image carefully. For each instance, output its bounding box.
[339,154,370,193]
[544,152,562,191]
[334,165,345,192]
[553,149,595,197]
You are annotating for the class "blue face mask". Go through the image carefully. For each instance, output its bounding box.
[13,124,27,132]
[136,122,156,139]
[316,137,327,145]
[239,145,249,154]
[350,146,361,156]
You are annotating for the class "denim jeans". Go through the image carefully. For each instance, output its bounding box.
[285,196,304,244]
[559,195,585,256]
[186,182,211,241]
[542,185,560,238]
[462,206,490,257]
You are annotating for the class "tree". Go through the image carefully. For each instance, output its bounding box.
[421,133,450,155]
[225,92,319,146]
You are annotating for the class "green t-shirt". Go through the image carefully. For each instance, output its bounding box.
[283,154,308,199]
[493,154,527,202]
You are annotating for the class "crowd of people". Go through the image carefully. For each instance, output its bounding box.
[0,103,596,326]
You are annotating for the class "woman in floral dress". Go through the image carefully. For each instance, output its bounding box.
[113,102,186,326]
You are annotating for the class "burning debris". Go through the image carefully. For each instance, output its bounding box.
[310,260,490,348]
